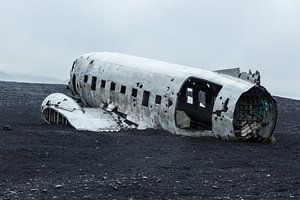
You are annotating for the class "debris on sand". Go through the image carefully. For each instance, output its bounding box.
[2,125,12,131]
[0,81,299,200]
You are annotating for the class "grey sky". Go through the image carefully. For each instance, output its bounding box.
[0,0,299,99]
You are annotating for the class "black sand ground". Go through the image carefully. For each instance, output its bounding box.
[0,81,299,200]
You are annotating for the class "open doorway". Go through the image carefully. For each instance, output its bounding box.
[175,77,222,130]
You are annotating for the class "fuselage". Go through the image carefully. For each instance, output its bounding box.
[67,52,277,141]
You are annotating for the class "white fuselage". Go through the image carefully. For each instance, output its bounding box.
[63,52,277,141]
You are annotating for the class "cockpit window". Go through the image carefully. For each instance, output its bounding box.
[71,61,76,71]
[84,75,88,83]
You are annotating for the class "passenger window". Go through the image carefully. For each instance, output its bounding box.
[120,85,126,94]
[101,80,106,88]
[155,95,162,105]
[91,76,97,91]
[186,88,193,104]
[198,90,206,108]
[110,82,116,91]
[142,91,150,107]
[84,75,88,83]
[132,88,138,98]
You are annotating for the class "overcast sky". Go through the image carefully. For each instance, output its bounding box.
[0,0,299,99]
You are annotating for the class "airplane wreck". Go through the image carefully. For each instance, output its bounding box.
[41,52,277,142]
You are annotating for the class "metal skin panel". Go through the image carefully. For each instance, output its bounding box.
[42,52,277,142]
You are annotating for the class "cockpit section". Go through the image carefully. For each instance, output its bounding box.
[69,60,79,96]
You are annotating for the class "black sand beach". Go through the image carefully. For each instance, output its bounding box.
[0,81,299,199]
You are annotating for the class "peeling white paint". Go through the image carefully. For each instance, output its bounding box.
[41,52,277,142]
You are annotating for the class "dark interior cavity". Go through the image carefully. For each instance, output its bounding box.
[175,77,222,130]
[233,86,277,142]
[43,108,70,126]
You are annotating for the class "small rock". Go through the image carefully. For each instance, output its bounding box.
[112,186,118,190]
[116,180,122,184]
[54,184,64,188]
[156,179,162,183]
[8,190,17,195]
[290,194,295,198]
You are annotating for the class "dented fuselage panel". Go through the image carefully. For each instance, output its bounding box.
[41,52,277,142]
